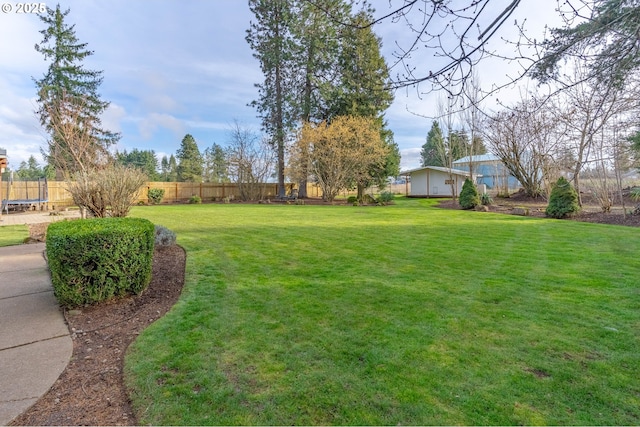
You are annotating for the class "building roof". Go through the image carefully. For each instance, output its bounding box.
[452,153,501,164]
[400,165,477,177]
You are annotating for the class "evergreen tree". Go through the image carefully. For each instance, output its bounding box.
[203,143,229,183]
[290,0,348,197]
[246,0,298,198]
[533,0,640,87]
[168,155,178,182]
[176,134,203,182]
[421,121,445,167]
[546,176,580,218]
[331,8,396,200]
[34,4,118,176]
[459,178,480,209]
[116,149,159,180]
[160,156,170,181]
[330,9,394,119]
[16,155,47,180]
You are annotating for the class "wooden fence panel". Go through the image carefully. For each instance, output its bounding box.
[3,181,406,209]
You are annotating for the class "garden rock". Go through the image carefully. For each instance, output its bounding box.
[512,207,529,216]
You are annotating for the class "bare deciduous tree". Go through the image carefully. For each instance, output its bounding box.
[551,65,637,205]
[226,121,275,201]
[482,96,562,198]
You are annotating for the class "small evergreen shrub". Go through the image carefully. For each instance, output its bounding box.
[459,179,480,209]
[189,195,202,204]
[631,188,640,215]
[148,188,165,205]
[377,191,395,205]
[154,224,177,246]
[347,196,358,204]
[46,217,155,308]
[546,177,579,219]
[480,192,493,206]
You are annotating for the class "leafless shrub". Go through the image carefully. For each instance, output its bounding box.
[226,121,274,201]
[66,163,147,218]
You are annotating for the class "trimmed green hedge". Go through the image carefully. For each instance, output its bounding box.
[46,217,155,308]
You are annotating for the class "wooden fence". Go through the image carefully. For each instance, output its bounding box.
[2,181,327,210]
[2,180,406,210]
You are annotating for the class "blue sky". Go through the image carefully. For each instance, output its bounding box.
[0,0,560,173]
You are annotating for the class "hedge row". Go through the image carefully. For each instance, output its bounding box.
[46,217,155,308]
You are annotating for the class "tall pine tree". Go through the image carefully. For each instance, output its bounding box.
[421,121,445,167]
[331,8,398,199]
[34,4,118,177]
[290,0,348,197]
[176,134,203,182]
[246,0,297,198]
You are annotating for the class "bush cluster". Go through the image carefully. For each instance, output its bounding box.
[66,163,147,218]
[377,191,395,205]
[154,224,177,246]
[546,177,579,219]
[459,179,480,209]
[46,217,155,308]
[148,188,165,205]
[189,195,202,204]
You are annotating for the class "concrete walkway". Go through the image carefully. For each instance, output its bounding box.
[0,243,72,425]
[0,210,80,226]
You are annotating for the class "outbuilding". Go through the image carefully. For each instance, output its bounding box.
[452,153,520,192]
[401,166,478,198]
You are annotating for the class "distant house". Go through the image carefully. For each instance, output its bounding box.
[452,153,520,191]
[401,166,478,198]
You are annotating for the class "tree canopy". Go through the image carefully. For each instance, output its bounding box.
[295,115,389,201]
[176,134,203,182]
[532,0,640,87]
[116,149,159,181]
[34,4,118,176]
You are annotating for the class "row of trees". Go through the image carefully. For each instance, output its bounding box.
[246,0,399,200]
[411,0,640,210]
[421,66,640,209]
[26,3,399,203]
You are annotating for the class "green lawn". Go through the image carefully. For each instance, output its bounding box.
[126,198,640,425]
[0,224,28,247]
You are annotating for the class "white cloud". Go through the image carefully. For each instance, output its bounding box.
[400,147,422,172]
[102,103,126,134]
[138,113,185,141]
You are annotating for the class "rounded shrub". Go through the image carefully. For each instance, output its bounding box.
[189,195,202,204]
[46,217,155,308]
[546,177,579,219]
[459,178,480,209]
[377,191,395,205]
[148,188,165,205]
[154,224,177,246]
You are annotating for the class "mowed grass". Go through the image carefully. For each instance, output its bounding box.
[126,198,640,425]
[0,224,28,247]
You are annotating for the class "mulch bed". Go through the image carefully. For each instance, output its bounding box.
[437,193,640,227]
[10,231,186,426]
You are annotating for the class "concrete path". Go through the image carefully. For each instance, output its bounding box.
[0,243,72,425]
[0,210,80,226]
